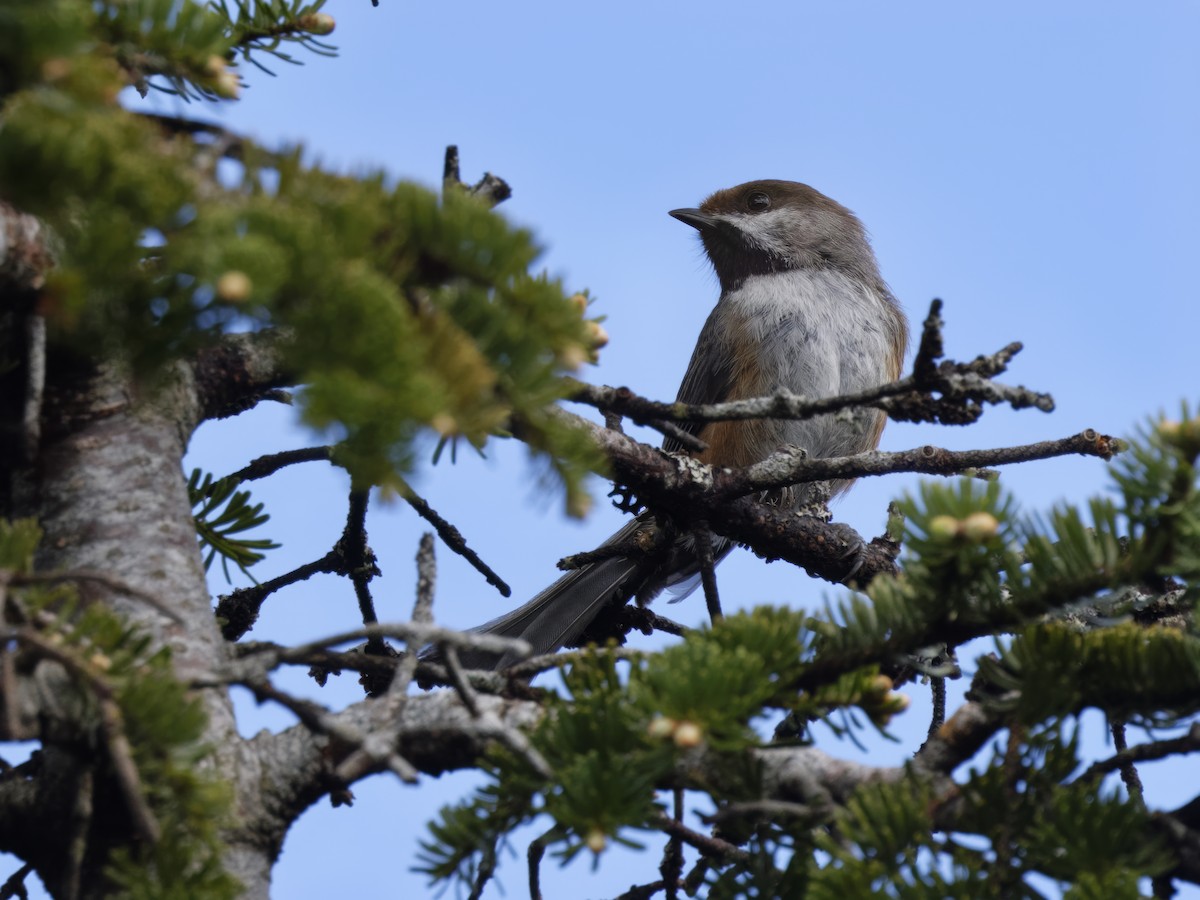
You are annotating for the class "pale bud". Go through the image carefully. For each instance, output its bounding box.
[673,721,703,748]
[647,717,676,740]
[585,321,609,349]
[297,13,336,35]
[430,414,458,436]
[215,270,252,303]
[928,515,961,542]
[961,511,999,542]
[585,828,607,853]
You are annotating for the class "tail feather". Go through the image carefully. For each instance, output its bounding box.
[442,520,648,670]
[466,553,645,669]
[431,520,732,671]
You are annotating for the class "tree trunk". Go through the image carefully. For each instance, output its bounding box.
[10,358,273,898]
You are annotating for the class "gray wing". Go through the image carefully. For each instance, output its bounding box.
[661,309,736,454]
[435,305,739,670]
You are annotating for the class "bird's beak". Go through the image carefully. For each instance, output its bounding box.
[669,208,719,231]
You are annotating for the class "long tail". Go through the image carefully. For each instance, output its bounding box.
[433,519,732,670]
[445,520,645,669]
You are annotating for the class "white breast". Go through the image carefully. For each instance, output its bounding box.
[721,269,897,459]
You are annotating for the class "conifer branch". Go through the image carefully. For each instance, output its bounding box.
[569,300,1054,431]
[442,146,512,207]
[400,483,511,597]
[1077,722,1200,786]
[213,446,335,486]
[191,330,295,423]
[652,810,751,864]
[14,629,161,845]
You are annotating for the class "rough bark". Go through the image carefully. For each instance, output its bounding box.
[8,358,265,896]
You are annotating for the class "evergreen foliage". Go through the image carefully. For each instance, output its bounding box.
[0,520,239,899]
[419,412,1199,897]
[0,0,603,511]
[187,469,281,582]
[3,2,1199,897]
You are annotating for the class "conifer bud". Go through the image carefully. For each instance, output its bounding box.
[204,56,241,99]
[216,270,252,303]
[1160,417,1200,459]
[557,343,588,371]
[430,414,458,436]
[961,511,999,542]
[586,321,609,349]
[647,717,677,740]
[585,828,607,853]
[569,293,589,315]
[672,721,703,748]
[566,489,593,519]
[928,515,961,542]
[297,13,336,35]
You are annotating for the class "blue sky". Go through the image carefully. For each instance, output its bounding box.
[139,1,1200,896]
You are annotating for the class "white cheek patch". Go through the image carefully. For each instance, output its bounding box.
[722,208,813,260]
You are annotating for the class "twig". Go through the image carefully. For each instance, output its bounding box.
[569,300,1054,432]
[402,483,510,597]
[557,523,669,572]
[914,701,1002,775]
[230,622,531,669]
[705,799,818,826]
[720,430,1120,501]
[441,646,480,718]
[211,446,335,489]
[927,676,947,742]
[468,842,498,900]
[651,811,751,863]
[501,646,646,680]
[1110,717,1145,805]
[1077,722,1200,786]
[339,491,381,638]
[650,419,706,453]
[528,826,566,900]
[137,112,248,161]
[15,630,160,844]
[0,862,33,900]
[613,882,668,900]
[413,533,437,625]
[443,146,512,207]
[240,675,420,784]
[660,789,685,900]
[693,525,722,624]
[64,767,91,900]
[216,550,341,640]
[0,649,19,741]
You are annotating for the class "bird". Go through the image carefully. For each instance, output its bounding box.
[450,180,908,669]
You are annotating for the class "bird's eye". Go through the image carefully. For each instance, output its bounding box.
[747,191,771,211]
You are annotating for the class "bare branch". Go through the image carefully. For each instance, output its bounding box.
[443,146,512,207]
[914,700,1003,775]
[190,330,294,423]
[402,482,511,597]
[652,809,750,864]
[1077,722,1200,786]
[569,300,1054,432]
[213,446,335,487]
